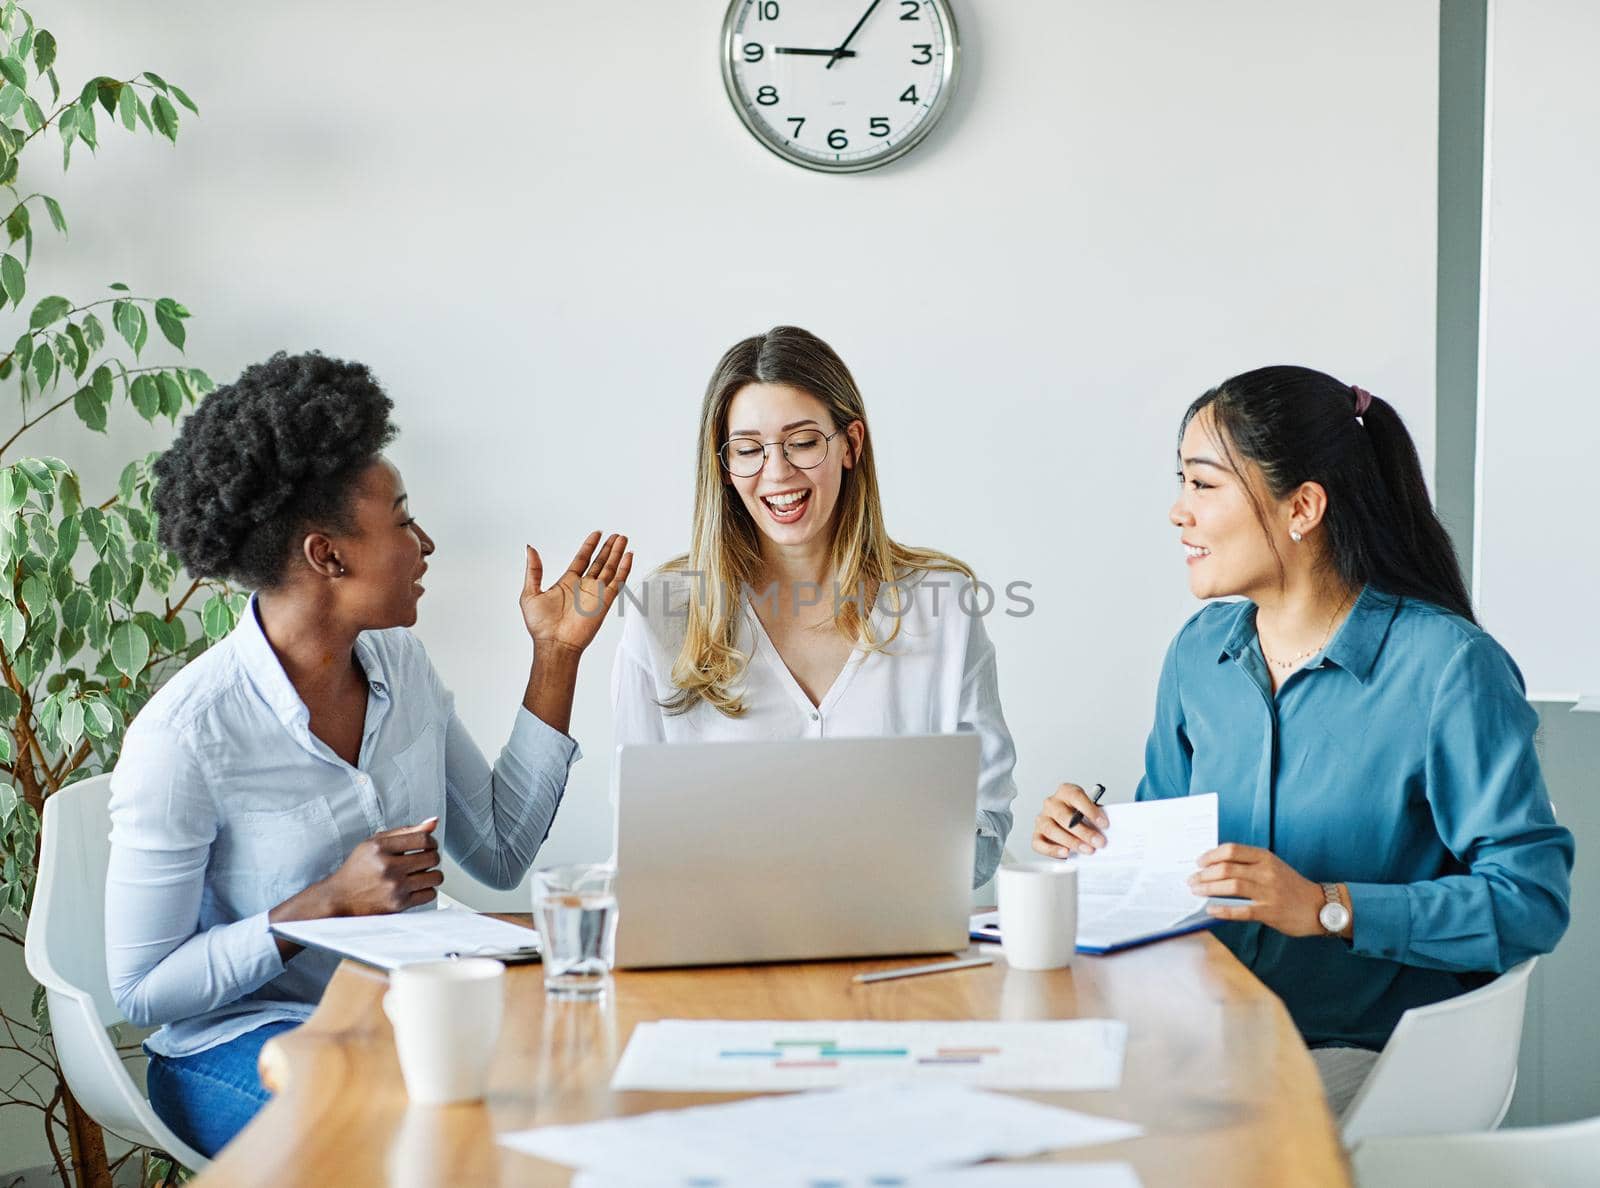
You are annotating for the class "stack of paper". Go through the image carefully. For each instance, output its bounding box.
[268,907,540,969]
[608,1019,1127,1092]
[500,1083,1142,1181]
[574,1170,1143,1188]
[975,794,1246,954]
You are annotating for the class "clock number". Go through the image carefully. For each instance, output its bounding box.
[899,0,920,19]
[911,43,932,64]
[743,42,765,63]
[899,84,919,104]
[787,117,806,139]
[756,85,779,106]
[870,117,890,138]
[757,1,780,20]
[828,128,848,150]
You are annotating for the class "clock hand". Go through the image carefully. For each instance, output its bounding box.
[826,0,883,69]
[774,47,858,57]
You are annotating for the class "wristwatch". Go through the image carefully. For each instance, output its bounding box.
[1318,883,1351,935]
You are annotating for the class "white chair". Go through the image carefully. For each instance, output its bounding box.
[22,773,208,1172]
[1341,958,1537,1146]
[1352,1115,1600,1187]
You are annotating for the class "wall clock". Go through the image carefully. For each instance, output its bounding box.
[720,0,961,174]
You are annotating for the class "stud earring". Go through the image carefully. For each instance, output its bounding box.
[1290,531,1303,542]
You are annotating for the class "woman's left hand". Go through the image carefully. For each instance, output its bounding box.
[1189,843,1327,937]
[520,531,633,652]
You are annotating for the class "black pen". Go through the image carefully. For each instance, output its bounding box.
[1066,783,1107,830]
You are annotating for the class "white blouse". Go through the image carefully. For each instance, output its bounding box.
[610,569,1018,885]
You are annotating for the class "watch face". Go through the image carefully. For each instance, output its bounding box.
[1319,902,1350,933]
[721,0,960,173]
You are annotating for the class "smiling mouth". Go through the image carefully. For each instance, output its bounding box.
[1184,544,1211,562]
[760,489,812,523]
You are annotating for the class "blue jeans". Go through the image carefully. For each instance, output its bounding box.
[146,1021,299,1160]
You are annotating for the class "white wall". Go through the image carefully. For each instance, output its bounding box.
[1473,0,1600,701]
[26,0,1438,907]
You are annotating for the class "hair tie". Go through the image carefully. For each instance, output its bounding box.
[1351,385,1374,418]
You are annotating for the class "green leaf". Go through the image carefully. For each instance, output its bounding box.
[0,733,12,766]
[20,572,50,613]
[170,84,199,115]
[85,699,114,739]
[60,587,91,632]
[0,468,24,513]
[84,314,105,353]
[19,459,52,493]
[0,777,15,816]
[30,341,55,389]
[117,81,136,130]
[96,80,121,117]
[55,513,80,563]
[59,697,84,747]
[0,685,18,723]
[202,594,233,642]
[118,461,139,505]
[0,57,26,89]
[46,65,59,103]
[151,94,178,142]
[0,83,20,119]
[157,371,185,419]
[75,102,96,150]
[66,322,89,378]
[142,71,170,92]
[29,294,71,329]
[31,28,54,73]
[133,93,152,133]
[186,367,215,393]
[107,281,130,291]
[0,252,23,306]
[110,620,150,678]
[89,561,115,602]
[19,93,42,132]
[154,297,186,349]
[130,374,160,420]
[73,384,107,431]
[113,299,147,356]
[81,507,107,550]
[0,600,23,652]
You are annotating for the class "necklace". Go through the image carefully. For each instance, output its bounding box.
[1260,594,1354,672]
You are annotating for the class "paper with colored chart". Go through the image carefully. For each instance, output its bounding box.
[501,1083,1141,1179]
[608,1019,1127,1092]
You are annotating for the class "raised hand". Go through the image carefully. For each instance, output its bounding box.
[519,531,633,653]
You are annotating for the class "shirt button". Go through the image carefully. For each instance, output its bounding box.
[810,712,819,721]
[357,774,369,785]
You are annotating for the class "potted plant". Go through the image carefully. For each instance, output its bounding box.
[1,4,241,1184]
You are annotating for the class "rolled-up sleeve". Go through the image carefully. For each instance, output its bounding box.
[961,612,1018,887]
[106,726,284,1029]
[1347,636,1574,972]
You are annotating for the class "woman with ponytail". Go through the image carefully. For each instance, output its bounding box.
[1032,365,1573,1115]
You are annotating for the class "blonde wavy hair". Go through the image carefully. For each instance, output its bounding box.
[662,326,972,717]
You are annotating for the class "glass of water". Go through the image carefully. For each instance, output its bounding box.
[532,864,618,998]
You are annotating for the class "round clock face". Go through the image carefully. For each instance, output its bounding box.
[721,0,960,174]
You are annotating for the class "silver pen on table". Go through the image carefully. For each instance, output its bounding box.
[852,956,994,984]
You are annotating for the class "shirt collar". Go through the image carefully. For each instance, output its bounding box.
[233,595,392,729]
[1314,584,1399,683]
[1216,584,1398,684]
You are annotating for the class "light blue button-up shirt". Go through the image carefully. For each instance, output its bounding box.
[1137,585,1574,1050]
[105,598,579,1057]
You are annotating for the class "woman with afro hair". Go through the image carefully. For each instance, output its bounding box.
[103,351,631,1157]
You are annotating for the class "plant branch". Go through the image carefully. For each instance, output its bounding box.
[1,359,174,460]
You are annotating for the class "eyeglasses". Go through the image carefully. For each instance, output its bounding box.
[719,428,843,478]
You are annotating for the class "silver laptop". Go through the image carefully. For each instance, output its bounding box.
[613,734,980,969]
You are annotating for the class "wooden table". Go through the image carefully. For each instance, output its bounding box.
[197,932,1350,1186]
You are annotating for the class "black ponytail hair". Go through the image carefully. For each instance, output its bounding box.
[1181,365,1475,624]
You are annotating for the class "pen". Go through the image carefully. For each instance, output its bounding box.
[1066,783,1107,831]
[853,956,994,984]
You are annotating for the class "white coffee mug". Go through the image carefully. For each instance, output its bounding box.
[382,958,505,1104]
[997,861,1079,971]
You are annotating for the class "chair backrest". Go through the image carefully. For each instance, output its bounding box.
[1351,1114,1600,1188]
[22,774,207,1169]
[1342,959,1537,1146]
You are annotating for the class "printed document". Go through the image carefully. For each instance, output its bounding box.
[500,1083,1142,1179]
[268,907,540,969]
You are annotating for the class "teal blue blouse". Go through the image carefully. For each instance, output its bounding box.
[1137,585,1574,1049]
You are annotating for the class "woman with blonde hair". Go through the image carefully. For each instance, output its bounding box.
[612,326,1016,884]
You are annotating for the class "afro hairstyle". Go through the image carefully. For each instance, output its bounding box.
[153,351,397,590]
